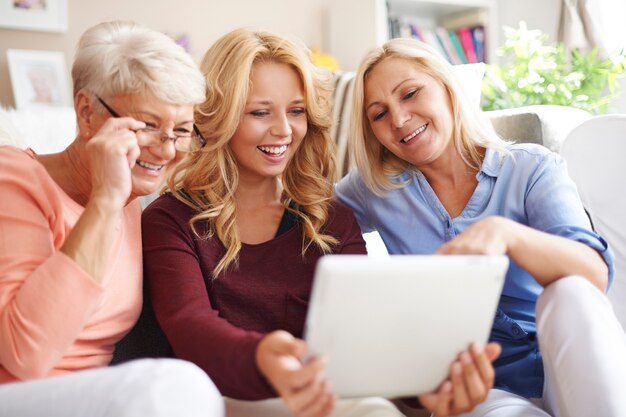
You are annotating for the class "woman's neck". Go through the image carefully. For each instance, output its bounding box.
[418,146,482,218]
[418,144,482,189]
[235,175,286,244]
[37,139,93,207]
[235,175,283,209]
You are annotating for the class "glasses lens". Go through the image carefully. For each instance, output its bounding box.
[175,130,204,152]
[135,128,201,152]
[136,128,163,147]
[174,136,193,152]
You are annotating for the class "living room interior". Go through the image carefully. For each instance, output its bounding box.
[1,0,625,331]
[1,0,625,413]
[0,0,623,109]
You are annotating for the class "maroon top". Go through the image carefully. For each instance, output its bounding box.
[142,194,366,400]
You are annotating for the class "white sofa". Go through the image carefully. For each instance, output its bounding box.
[1,98,622,415]
[0,106,76,154]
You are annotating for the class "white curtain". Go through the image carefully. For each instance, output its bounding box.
[558,0,626,57]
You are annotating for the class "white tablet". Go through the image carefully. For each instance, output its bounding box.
[304,254,508,398]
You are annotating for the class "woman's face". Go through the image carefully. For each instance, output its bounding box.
[93,91,194,198]
[229,62,308,183]
[363,57,455,168]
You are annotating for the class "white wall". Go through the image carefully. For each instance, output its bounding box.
[0,0,331,108]
[496,0,561,43]
[2,0,624,113]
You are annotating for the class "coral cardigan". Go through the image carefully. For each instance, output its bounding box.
[0,146,142,383]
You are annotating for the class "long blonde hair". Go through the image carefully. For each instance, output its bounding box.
[351,38,509,195]
[168,28,338,277]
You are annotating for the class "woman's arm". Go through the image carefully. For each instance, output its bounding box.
[438,217,608,291]
[0,149,106,379]
[329,201,368,255]
[334,169,376,234]
[60,117,145,283]
[438,152,610,291]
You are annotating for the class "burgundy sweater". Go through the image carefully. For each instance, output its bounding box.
[142,194,366,400]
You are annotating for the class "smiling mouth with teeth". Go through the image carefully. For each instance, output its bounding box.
[257,145,288,156]
[137,160,163,171]
[401,123,429,144]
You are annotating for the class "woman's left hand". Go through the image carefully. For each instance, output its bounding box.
[418,342,501,417]
[436,215,608,290]
[436,216,515,256]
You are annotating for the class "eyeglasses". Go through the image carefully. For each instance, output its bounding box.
[95,95,205,152]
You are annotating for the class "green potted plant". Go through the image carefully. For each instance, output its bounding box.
[481,22,626,114]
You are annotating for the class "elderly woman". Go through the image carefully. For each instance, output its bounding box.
[0,21,223,417]
[335,37,626,417]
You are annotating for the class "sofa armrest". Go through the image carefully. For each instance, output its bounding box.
[485,105,593,153]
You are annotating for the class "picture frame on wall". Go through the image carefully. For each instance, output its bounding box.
[7,49,72,110]
[0,0,67,32]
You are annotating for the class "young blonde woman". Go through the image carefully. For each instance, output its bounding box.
[335,37,626,417]
[142,29,496,417]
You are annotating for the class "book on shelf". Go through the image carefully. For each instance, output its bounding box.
[386,18,487,64]
[435,27,462,65]
[421,27,452,63]
[399,22,413,39]
[389,16,401,39]
[447,30,468,64]
[457,27,478,63]
[471,26,486,63]
[408,22,424,42]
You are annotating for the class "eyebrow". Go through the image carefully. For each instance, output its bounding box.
[132,109,194,126]
[365,78,414,111]
[247,98,305,106]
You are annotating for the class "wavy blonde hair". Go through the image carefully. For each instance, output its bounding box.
[168,28,338,277]
[351,38,509,195]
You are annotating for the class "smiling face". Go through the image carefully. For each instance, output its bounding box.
[229,61,307,183]
[92,91,194,199]
[364,57,455,168]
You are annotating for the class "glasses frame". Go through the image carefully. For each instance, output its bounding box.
[94,94,206,150]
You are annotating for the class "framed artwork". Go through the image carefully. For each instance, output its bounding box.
[0,0,67,32]
[7,49,72,109]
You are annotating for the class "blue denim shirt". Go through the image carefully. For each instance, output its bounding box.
[335,143,614,398]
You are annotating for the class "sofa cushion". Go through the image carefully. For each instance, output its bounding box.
[0,106,75,154]
[486,105,592,152]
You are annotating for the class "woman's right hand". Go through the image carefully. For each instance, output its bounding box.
[418,342,500,417]
[256,330,335,417]
[85,117,145,209]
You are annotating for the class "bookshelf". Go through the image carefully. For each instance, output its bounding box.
[328,0,498,71]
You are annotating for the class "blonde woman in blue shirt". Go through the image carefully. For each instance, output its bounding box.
[335,37,626,417]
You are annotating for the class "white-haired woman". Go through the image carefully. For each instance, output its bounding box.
[0,21,223,417]
[335,37,626,417]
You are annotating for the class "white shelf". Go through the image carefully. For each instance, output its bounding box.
[328,0,498,71]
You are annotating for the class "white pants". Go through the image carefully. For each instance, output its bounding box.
[0,358,224,417]
[458,275,626,417]
[225,396,405,417]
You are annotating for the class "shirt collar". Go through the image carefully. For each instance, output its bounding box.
[480,147,506,178]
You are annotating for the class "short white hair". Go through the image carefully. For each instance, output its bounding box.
[72,21,205,105]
